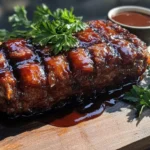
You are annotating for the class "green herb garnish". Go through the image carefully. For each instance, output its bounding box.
[124,85,150,117]
[123,66,150,117]
[0,4,87,54]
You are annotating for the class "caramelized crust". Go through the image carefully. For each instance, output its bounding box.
[0,52,7,69]
[5,39,34,61]
[45,55,72,100]
[0,20,148,114]
[45,55,70,87]
[68,48,94,90]
[76,28,101,43]
[17,63,45,86]
[68,48,94,73]
[88,43,111,65]
[0,70,16,100]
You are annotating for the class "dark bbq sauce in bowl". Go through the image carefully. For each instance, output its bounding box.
[112,12,150,27]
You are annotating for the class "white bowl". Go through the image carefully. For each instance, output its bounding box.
[108,6,150,45]
[108,6,150,29]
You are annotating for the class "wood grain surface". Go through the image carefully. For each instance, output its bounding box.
[0,101,150,150]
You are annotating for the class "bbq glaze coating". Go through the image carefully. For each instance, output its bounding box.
[0,20,148,114]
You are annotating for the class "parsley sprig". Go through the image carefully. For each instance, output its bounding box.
[0,4,87,54]
[123,66,150,117]
[124,85,150,117]
[9,6,31,29]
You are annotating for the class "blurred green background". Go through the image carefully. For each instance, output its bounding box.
[0,0,150,29]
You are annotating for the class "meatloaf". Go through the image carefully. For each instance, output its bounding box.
[0,20,148,114]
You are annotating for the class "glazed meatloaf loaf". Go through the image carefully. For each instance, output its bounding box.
[0,20,148,114]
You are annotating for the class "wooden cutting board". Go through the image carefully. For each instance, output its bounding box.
[0,101,150,150]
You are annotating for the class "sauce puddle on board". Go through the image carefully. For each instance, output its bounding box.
[112,11,150,27]
[48,85,127,127]
[0,82,134,127]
